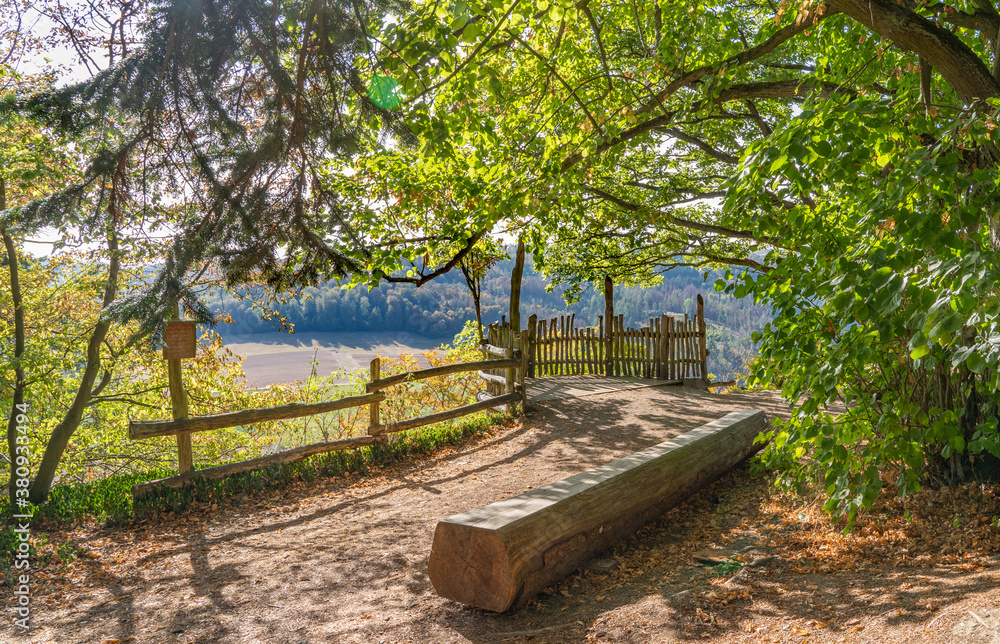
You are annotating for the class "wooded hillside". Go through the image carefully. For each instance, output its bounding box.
[205,261,771,380]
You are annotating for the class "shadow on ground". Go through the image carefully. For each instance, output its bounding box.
[22,386,970,644]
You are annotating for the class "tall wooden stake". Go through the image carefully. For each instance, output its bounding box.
[167,302,193,474]
[505,237,526,409]
[505,343,516,413]
[509,237,525,333]
[659,314,669,379]
[526,314,537,378]
[369,357,384,441]
[518,329,529,410]
[697,294,708,382]
[604,275,614,376]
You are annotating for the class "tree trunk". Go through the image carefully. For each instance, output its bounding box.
[473,287,484,343]
[460,262,485,343]
[696,293,708,383]
[509,238,525,333]
[2,179,27,509]
[829,0,1000,102]
[28,225,120,504]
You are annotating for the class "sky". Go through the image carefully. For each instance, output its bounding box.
[6,3,110,256]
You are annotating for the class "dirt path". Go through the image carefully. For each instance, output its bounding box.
[7,386,1000,644]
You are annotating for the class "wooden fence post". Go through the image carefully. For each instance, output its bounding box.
[604,276,614,376]
[505,342,516,413]
[697,294,708,382]
[659,314,669,379]
[667,316,675,380]
[167,356,193,474]
[519,329,528,408]
[484,327,498,396]
[649,318,655,378]
[598,315,604,375]
[603,314,613,376]
[527,314,537,378]
[369,357,384,441]
[165,303,193,474]
[617,314,625,376]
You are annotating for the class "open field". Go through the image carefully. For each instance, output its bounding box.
[221,331,453,387]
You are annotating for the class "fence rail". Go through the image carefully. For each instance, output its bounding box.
[370,392,523,436]
[132,435,378,497]
[130,352,521,497]
[365,358,519,392]
[128,392,386,439]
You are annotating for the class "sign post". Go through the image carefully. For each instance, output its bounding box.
[163,304,196,474]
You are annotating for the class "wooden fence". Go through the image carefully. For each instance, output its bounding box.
[480,324,526,397]
[129,350,523,497]
[487,294,708,382]
[132,294,709,494]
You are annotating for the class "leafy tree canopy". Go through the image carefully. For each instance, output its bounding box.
[365,0,1000,523]
[11,0,1000,522]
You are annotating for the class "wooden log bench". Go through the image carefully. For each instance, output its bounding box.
[427,409,768,612]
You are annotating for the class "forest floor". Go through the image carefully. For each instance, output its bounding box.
[6,385,1000,644]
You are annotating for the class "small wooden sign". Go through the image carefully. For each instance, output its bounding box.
[163,320,197,360]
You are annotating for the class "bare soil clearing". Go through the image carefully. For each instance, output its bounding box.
[6,386,1000,644]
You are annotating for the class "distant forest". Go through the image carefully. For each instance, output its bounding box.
[206,259,771,380]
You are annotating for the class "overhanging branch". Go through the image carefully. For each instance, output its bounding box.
[583,184,796,252]
[382,228,487,286]
[829,0,1000,101]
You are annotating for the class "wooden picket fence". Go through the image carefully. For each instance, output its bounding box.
[486,294,708,383]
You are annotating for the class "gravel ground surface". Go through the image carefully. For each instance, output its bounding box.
[6,385,1000,644]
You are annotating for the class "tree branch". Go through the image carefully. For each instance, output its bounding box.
[583,184,795,251]
[639,6,841,114]
[743,98,772,136]
[714,79,853,102]
[659,128,741,164]
[829,0,1000,101]
[560,9,841,172]
[382,228,487,286]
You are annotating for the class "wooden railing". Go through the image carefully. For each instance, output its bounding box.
[129,353,523,497]
[365,353,523,430]
[129,393,385,439]
[491,294,709,382]
[479,326,527,399]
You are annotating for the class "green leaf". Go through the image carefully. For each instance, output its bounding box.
[951,346,975,367]
[769,156,789,173]
[967,352,986,374]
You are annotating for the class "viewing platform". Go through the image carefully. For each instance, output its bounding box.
[525,374,681,403]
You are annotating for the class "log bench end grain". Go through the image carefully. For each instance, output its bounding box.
[428,409,768,612]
